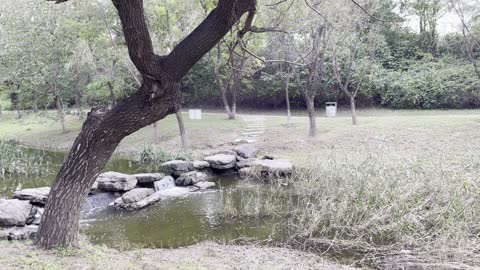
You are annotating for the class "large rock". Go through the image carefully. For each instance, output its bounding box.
[204,154,236,170]
[156,187,195,197]
[175,171,209,186]
[112,187,195,211]
[252,159,294,179]
[234,144,258,159]
[239,167,253,179]
[13,187,50,205]
[117,192,163,210]
[31,208,44,225]
[159,160,194,177]
[96,172,137,192]
[0,225,38,241]
[0,200,32,227]
[194,181,216,190]
[204,150,237,156]
[82,192,118,214]
[89,181,99,195]
[154,176,176,191]
[133,173,165,184]
[112,188,156,210]
[121,188,155,204]
[193,160,210,170]
[236,157,257,169]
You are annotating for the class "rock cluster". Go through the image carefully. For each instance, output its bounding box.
[0,143,295,241]
[0,197,42,241]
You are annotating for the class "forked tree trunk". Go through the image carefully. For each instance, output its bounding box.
[36,0,255,249]
[306,97,316,137]
[176,110,188,149]
[214,43,234,120]
[229,50,246,120]
[220,81,234,119]
[349,95,358,126]
[54,96,67,134]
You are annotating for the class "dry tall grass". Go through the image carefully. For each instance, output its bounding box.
[222,144,480,268]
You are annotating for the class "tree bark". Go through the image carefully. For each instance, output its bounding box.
[306,96,316,137]
[37,0,256,249]
[176,110,188,149]
[349,95,358,126]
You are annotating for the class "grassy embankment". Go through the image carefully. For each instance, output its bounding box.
[221,109,480,268]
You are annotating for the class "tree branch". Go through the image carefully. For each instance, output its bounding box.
[164,0,257,81]
[112,0,156,76]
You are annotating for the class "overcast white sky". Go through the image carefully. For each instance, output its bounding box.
[402,0,479,36]
[404,12,462,35]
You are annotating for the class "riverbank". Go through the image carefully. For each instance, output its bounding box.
[0,240,353,270]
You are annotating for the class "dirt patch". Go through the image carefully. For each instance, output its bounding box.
[0,241,354,270]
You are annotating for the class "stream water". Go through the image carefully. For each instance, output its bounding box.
[0,148,283,248]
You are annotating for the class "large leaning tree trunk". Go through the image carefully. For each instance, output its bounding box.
[37,0,257,249]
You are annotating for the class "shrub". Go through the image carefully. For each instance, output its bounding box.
[136,145,192,165]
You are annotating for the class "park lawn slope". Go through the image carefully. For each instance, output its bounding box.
[0,110,245,158]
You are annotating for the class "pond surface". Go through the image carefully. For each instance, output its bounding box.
[0,148,284,248]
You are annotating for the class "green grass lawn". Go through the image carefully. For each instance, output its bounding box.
[257,109,480,165]
[0,110,246,158]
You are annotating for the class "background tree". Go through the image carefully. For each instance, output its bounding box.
[449,0,480,80]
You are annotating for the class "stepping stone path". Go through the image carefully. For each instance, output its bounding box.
[235,115,266,144]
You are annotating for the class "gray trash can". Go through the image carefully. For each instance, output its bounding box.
[326,102,337,118]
